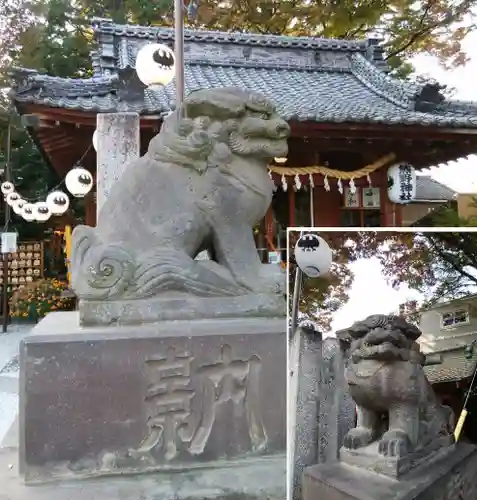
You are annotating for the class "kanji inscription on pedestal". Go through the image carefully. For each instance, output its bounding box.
[135,344,267,461]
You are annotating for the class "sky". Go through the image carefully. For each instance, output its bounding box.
[414,29,477,193]
[329,257,422,334]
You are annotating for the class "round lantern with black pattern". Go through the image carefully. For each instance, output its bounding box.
[1,181,14,196]
[65,167,93,198]
[135,43,176,88]
[33,202,51,222]
[294,233,332,278]
[46,190,70,215]
[387,163,417,205]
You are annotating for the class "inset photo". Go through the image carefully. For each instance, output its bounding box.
[288,229,477,500]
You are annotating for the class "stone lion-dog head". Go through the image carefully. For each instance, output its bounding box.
[147,87,290,190]
[346,314,425,365]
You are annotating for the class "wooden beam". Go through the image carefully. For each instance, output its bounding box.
[290,121,477,141]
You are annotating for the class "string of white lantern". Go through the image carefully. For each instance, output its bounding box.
[1,165,93,223]
[3,43,175,224]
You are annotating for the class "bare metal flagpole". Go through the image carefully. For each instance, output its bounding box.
[174,0,185,106]
[290,231,304,336]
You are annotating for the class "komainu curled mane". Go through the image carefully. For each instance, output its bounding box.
[71,88,290,304]
[341,314,454,458]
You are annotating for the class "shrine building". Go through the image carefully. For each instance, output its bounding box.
[9,19,477,251]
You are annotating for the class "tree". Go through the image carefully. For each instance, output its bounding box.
[193,0,477,76]
[289,231,477,332]
[2,0,476,85]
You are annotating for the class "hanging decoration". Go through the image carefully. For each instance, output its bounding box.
[366,173,372,187]
[1,116,95,224]
[294,233,332,278]
[46,191,70,215]
[274,157,287,164]
[6,192,21,207]
[309,173,314,189]
[33,202,51,222]
[65,167,93,198]
[13,199,25,216]
[281,174,288,192]
[387,162,417,205]
[324,175,330,192]
[269,153,396,180]
[21,204,36,222]
[135,43,176,88]
[349,178,356,194]
[1,182,14,196]
[294,174,302,191]
[337,178,343,194]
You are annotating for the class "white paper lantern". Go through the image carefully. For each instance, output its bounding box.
[294,234,332,278]
[33,202,51,222]
[92,129,98,152]
[135,43,175,87]
[6,192,21,207]
[22,203,36,222]
[46,190,70,215]
[1,181,14,196]
[387,163,417,204]
[13,199,26,216]
[65,167,93,197]
[274,157,287,164]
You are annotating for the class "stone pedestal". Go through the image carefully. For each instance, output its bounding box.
[303,443,477,500]
[289,326,322,500]
[19,312,286,499]
[96,112,140,218]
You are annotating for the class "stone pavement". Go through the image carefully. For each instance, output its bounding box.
[0,324,32,450]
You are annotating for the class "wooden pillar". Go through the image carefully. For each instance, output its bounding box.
[395,203,403,227]
[380,185,395,227]
[84,192,96,227]
[289,187,296,227]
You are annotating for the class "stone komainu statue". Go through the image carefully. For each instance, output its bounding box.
[341,315,455,458]
[70,88,289,305]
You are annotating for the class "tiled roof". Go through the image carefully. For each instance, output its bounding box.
[10,19,477,127]
[424,347,477,384]
[415,176,456,201]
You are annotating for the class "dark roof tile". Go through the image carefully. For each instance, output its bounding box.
[10,19,477,127]
[415,176,456,201]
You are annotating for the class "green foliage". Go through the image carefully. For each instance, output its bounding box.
[290,231,477,331]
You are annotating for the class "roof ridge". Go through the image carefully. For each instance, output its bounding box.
[91,16,374,52]
[350,53,421,110]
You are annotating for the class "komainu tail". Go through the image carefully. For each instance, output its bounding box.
[70,225,136,300]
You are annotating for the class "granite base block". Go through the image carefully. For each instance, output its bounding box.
[303,443,477,500]
[19,311,286,494]
[339,435,455,478]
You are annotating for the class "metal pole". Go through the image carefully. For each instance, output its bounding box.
[2,123,11,333]
[174,0,185,106]
[290,231,304,336]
